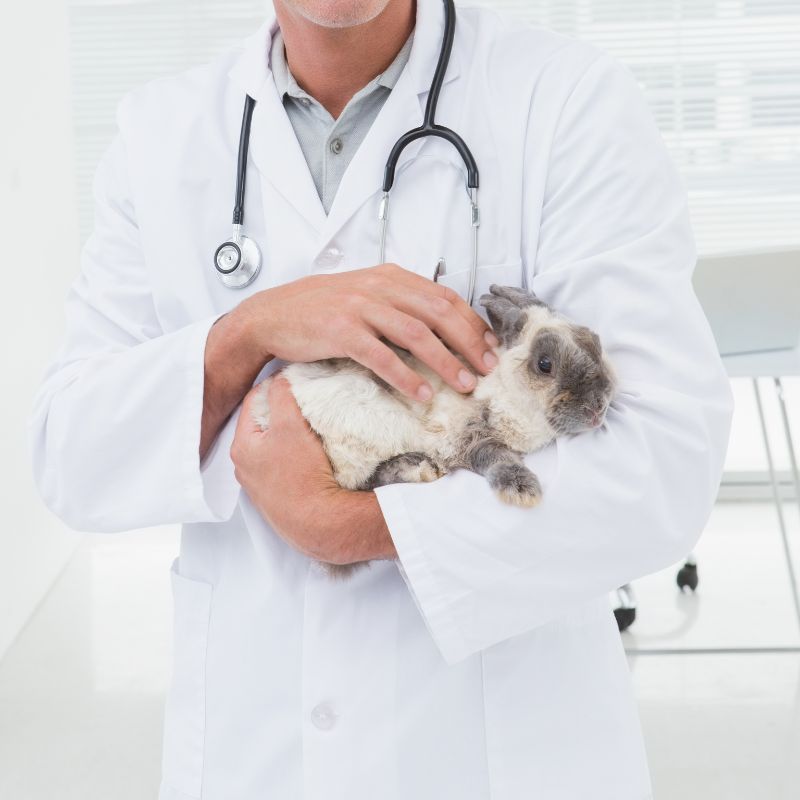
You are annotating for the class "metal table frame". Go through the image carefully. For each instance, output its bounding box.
[626,371,800,657]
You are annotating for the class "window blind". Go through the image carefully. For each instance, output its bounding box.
[70,0,800,255]
[468,0,800,255]
[69,0,270,244]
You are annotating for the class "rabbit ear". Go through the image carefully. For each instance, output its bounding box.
[486,284,547,309]
[479,293,528,347]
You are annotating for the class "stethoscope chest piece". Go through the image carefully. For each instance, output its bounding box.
[214,225,262,289]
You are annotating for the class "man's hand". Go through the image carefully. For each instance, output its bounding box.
[201,262,499,462]
[230,375,397,566]
[238,263,499,401]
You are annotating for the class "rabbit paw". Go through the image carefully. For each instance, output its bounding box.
[490,463,542,507]
[367,452,443,489]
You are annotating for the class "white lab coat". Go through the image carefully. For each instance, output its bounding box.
[30,2,733,798]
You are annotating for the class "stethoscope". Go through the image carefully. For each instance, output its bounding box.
[214,0,480,304]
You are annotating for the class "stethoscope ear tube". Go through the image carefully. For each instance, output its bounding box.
[233,95,257,226]
[381,0,479,193]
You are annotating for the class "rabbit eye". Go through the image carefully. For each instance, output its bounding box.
[537,356,553,374]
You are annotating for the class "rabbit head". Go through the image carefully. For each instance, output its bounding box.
[479,284,616,436]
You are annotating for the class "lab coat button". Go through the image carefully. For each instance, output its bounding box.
[314,247,344,268]
[310,703,337,730]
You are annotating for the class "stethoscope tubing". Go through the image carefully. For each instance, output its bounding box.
[233,96,257,226]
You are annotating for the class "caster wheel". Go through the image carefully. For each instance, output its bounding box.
[676,563,698,592]
[614,606,636,632]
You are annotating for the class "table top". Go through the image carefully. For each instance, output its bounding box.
[722,344,800,378]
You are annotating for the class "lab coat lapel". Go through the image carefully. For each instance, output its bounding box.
[321,0,462,245]
[249,81,328,234]
[227,17,328,235]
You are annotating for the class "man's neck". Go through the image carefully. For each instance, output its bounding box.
[273,0,416,119]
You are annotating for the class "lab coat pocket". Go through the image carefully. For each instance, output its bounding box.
[161,558,213,799]
[434,260,523,310]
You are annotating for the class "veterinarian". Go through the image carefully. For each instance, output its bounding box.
[30,0,733,797]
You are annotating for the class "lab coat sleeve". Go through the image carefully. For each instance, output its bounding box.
[28,118,241,532]
[374,53,734,665]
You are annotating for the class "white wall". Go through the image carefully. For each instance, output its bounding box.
[0,0,83,660]
[0,0,269,664]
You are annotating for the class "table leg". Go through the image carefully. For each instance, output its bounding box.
[774,377,800,522]
[755,378,800,631]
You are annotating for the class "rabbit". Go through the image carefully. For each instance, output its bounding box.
[250,284,617,578]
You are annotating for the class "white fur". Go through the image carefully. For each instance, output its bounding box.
[250,306,582,492]
[252,353,479,490]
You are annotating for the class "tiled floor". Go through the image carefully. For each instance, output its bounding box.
[1,501,799,799]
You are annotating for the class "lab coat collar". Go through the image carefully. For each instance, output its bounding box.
[226,0,462,243]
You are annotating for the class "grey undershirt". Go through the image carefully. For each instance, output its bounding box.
[270,28,414,214]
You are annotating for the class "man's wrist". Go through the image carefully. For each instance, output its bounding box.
[236,290,277,363]
[332,489,398,563]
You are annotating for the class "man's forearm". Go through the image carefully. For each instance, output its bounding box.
[200,305,273,461]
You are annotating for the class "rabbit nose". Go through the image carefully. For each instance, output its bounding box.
[586,402,606,427]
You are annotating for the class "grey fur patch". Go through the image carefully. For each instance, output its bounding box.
[364,451,440,489]
[456,416,542,507]
[555,325,612,404]
[486,461,542,502]
[479,296,527,347]
[486,284,548,309]
[456,405,525,474]
[527,329,566,377]
[527,324,614,434]
[466,437,519,476]
[479,284,549,348]
[573,325,602,362]
[453,404,492,466]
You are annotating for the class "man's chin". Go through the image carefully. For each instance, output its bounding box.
[286,0,394,29]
